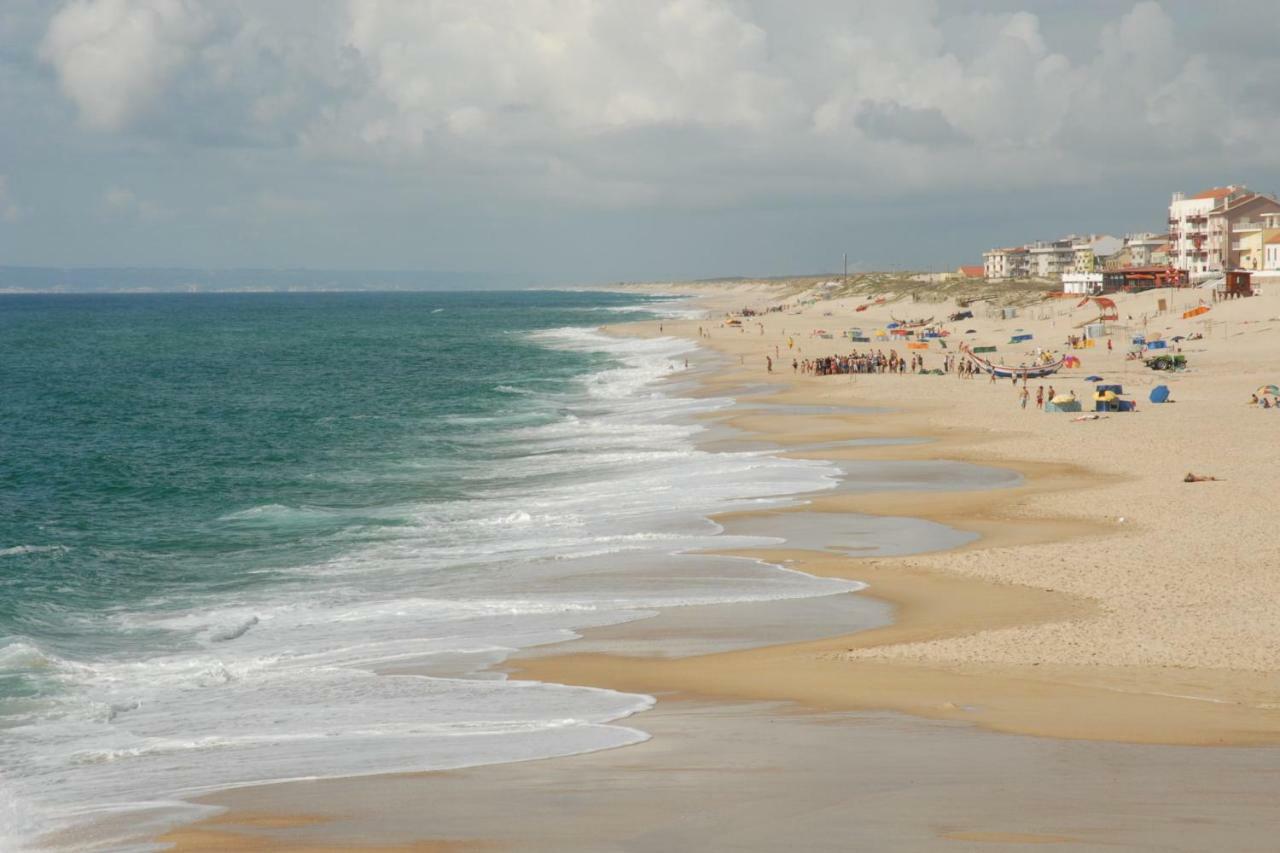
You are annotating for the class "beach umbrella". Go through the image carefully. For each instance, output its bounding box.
[965,329,977,334]
[1086,375,1103,381]
[1171,335,1186,342]
[1149,385,1170,404]
[1257,384,1280,397]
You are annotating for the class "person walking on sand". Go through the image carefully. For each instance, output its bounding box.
[1020,387,1030,409]
[1036,386,1044,409]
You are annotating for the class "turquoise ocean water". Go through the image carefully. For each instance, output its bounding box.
[0,291,855,850]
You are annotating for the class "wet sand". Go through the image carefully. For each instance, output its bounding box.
[160,700,1280,852]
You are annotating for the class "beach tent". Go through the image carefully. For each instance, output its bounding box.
[1147,339,1168,350]
[1257,384,1280,396]
[1045,394,1083,413]
[1149,385,1170,404]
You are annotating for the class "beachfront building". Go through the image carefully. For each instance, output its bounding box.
[956,265,985,280]
[1028,238,1076,278]
[983,247,1030,279]
[1214,194,1280,270]
[1062,272,1103,295]
[1071,235,1123,272]
[1169,187,1239,273]
[1115,232,1168,268]
[1169,185,1280,273]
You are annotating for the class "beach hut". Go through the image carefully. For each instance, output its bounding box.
[1094,384,1134,412]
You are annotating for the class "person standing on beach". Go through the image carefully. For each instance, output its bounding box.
[1020,387,1030,409]
[766,355,773,373]
[1036,386,1044,409]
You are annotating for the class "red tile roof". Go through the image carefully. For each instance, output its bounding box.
[1193,186,1237,200]
[958,265,984,278]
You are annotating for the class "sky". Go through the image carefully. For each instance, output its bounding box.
[2,0,1280,285]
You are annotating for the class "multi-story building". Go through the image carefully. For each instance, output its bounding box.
[1169,187,1240,273]
[1118,232,1168,268]
[1214,193,1280,270]
[983,246,1030,279]
[1169,185,1280,273]
[1028,238,1076,278]
[1071,235,1122,272]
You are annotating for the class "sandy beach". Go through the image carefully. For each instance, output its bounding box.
[148,279,1280,851]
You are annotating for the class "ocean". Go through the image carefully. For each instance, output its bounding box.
[0,291,858,850]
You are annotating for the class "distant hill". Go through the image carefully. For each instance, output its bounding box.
[0,267,524,293]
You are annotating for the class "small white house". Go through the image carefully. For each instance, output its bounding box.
[1062,272,1103,295]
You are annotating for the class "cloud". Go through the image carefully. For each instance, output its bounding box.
[855,102,967,146]
[103,185,164,218]
[29,1,1280,209]
[39,0,209,130]
[0,176,21,222]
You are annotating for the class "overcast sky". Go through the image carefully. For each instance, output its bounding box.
[2,0,1279,284]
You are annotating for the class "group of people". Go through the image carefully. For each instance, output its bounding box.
[792,348,1005,380]
[796,349,922,376]
[1018,384,1058,410]
[1249,393,1279,409]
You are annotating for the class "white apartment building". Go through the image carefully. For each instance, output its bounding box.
[1167,186,1266,273]
[1028,238,1076,278]
[983,246,1030,279]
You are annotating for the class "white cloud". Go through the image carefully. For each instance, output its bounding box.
[39,0,209,130]
[32,1,1280,206]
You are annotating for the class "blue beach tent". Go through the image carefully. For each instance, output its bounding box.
[1150,385,1170,404]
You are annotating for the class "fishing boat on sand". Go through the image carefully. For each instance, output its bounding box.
[890,315,934,328]
[961,345,1066,379]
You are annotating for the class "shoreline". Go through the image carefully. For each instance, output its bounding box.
[148,281,1280,850]
[513,293,1280,745]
